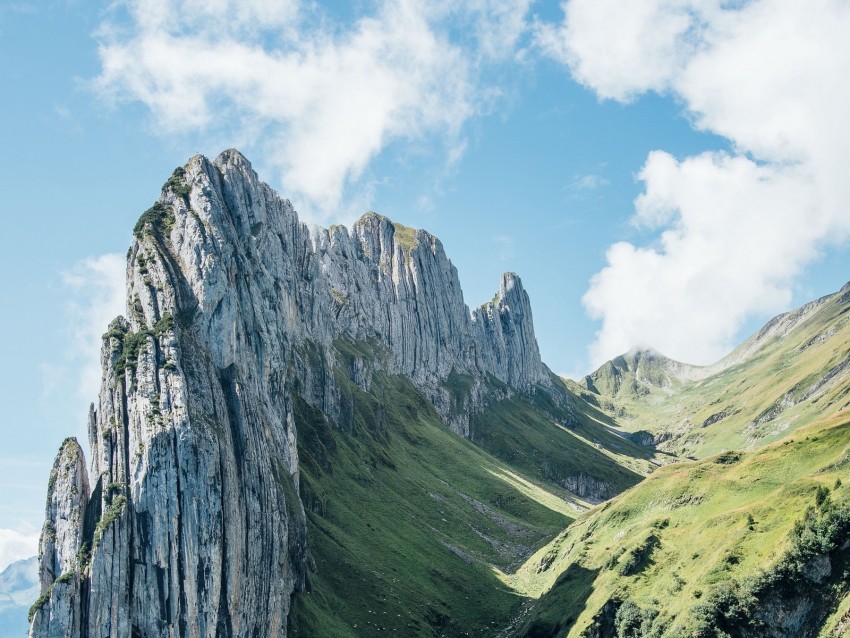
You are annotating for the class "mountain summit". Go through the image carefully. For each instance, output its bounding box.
[583,347,703,400]
[29,151,648,636]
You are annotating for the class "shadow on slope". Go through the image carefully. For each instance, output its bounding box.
[470,379,649,502]
[288,343,652,636]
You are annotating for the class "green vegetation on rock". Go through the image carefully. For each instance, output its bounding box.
[133,202,175,238]
[390,221,418,253]
[93,494,127,549]
[111,312,173,379]
[163,165,190,200]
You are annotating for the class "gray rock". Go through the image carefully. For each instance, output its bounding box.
[29,439,88,637]
[30,149,556,637]
[562,472,615,501]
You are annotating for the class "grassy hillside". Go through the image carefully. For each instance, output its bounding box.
[289,285,850,636]
[288,341,655,636]
[469,378,655,501]
[579,283,850,459]
[510,411,850,637]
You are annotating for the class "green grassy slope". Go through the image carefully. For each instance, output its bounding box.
[290,284,850,636]
[511,412,850,637]
[288,342,655,636]
[579,283,850,459]
[470,379,655,501]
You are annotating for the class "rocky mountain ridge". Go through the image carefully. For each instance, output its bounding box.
[579,280,850,457]
[582,347,703,401]
[29,150,566,637]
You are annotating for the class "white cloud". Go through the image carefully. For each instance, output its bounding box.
[536,0,724,103]
[539,0,850,367]
[94,0,531,219]
[456,0,533,61]
[0,528,39,572]
[58,254,126,420]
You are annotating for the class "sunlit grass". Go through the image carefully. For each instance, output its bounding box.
[514,413,850,636]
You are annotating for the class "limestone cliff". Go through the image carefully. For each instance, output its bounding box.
[29,150,556,636]
[29,439,88,637]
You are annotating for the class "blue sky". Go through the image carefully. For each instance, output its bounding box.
[1,0,849,566]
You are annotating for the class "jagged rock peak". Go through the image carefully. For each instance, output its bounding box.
[139,149,550,399]
[215,147,253,169]
[353,211,431,253]
[38,438,89,589]
[30,438,89,637]
[495,271,526,307]
[348,210,441,267]
[30,149,560,637]
[614,347,694,371]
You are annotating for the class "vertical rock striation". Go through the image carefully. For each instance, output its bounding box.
[30,439,89,637]
[29,149,557,637]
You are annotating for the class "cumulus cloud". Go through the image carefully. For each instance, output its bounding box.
[0,528,39,572]
[94,0,531,219]
[539,0,850,367]
[57,254,126,419]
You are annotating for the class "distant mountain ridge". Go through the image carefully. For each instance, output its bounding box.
[0,557,37,638]
[583,347,703,400]
[510,284,850,637]
[578,281,850,458]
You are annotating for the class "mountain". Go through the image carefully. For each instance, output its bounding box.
[578,284,850,459]
[509,285,850,637]
[582,348,702,403]
[512,411,850,637]
[28,150,654,636]
[0,557,38,638]
[30,148,850,637]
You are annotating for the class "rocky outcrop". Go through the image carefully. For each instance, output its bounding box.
[29,150,556,637]
[562,472,615,502]
[37,440,89,591]
[30,439,88,637]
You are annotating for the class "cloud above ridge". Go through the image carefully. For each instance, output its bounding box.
[538,0,850,367]
[94,0,531,219]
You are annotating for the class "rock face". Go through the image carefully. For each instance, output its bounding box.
[29,150,554,637]
[38,439,89,591]
[563,472,615,502]
[30,438,88,638]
